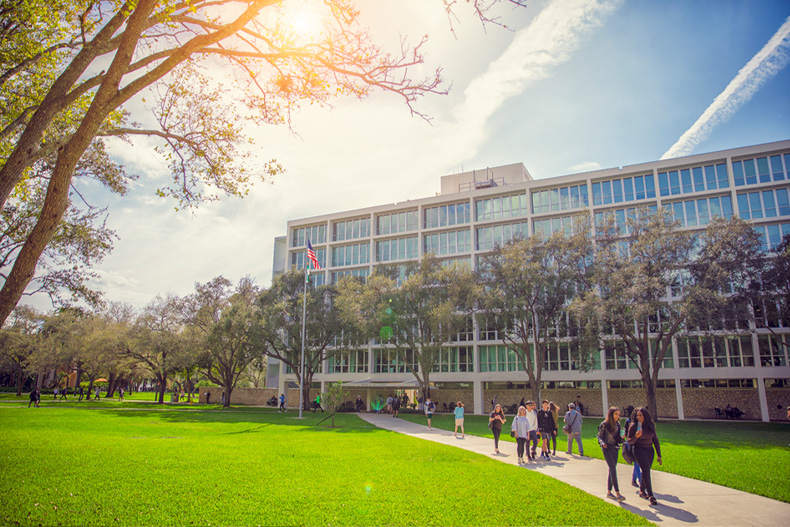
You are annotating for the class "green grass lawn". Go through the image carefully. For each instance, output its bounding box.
[0,403,650,527]
[398,412,790,503]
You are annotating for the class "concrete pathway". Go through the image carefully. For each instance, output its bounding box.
[358,413,789,527]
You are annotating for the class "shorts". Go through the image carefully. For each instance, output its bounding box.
[455,418,464,426]
[527,430,538,441]
[426,413,433,419]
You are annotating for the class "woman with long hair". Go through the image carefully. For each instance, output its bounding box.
[453,401,465,438]
[598,407,625,501]
[489,403,506,454]
[626,407,662,505]
[511,405,530,464]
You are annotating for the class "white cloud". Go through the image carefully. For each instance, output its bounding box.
[661,16,790,160]
[567,161,602,173]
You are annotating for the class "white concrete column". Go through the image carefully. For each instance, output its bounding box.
[675,381,685,420]
[473,380,483,415]
[600,378,609,413]
[757,376,770,422]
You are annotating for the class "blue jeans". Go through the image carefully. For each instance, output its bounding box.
[632,459,642,483]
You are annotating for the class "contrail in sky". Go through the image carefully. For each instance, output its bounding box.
[661,16,790,160]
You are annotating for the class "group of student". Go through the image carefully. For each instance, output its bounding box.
[483,399,663,506]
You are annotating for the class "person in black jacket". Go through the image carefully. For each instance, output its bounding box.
[626,407,662,505]
[598,407,625,501]
[537,400,557,460]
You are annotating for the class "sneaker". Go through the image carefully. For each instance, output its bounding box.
[617,494,626,502]
[631,480,639,488]
[649,497,657,505]
[607,492,616,500]
[546,453,551,461]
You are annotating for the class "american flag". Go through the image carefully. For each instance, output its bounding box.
[306,240,320,270]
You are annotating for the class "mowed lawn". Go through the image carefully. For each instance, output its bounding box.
[398,411,790,503]
[0,401,651,527]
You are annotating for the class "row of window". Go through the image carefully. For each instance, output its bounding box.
[593,175,656,207]
[663,195,734,228]
[377,210,418,236]
[292,224,327,247]
[736,187,790,220]
[733,153,790,186]
[424,202,472,229]
[658,163,729,197]
[531,184,589,214]
[476,221,529,251]
[331,242,370,267]
[333,217,371,242]
[375,236,419,262]
[475,194,530,222]
[424,229,473,256]
[755,222,790,252]
[306,334,790,375]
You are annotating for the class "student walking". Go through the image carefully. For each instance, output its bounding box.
[624,408,641,488]
[278,393,286,412]
[424,398,436,430]
[78,386,84,402]
[355,395,363,413]
[537,400,557,460]
[28,389,39,408]
[119,387,124,401]
[313,393,324,413]
[548,401,560,455]
[489,404,506,454]
[525,401,539,461]
[626,407,662,506]
[598,407,626,501]
[95,387,101,401]
[453,402,465,438]
[511,405,530,464]
[392,395,400,418]
[59,387,68,400]
[564,402,584,455]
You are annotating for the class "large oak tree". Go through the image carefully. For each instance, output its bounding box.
[0,0,526,325]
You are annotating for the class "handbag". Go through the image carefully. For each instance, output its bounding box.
[510,429,516,438]
[563,411,578,434]
[621,442,634,465]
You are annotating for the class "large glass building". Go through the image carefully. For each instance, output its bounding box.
[270,140,790,421]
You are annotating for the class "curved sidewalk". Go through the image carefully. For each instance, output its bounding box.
[358,413,789,527]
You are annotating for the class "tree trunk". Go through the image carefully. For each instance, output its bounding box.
[15,369,23,397]
[106,372,117,397]
[157,374,167,404]
[642,372,659,421]
[86,377,95,400]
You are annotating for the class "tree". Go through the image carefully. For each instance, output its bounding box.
[337,255,479,401]
[319,381,350,428]
[119,294,187,404]
[755,233,790,352]
[0,0,526,325]
[256,268,347,411]
[186,276,261,408]
[571,208,764,419]
[0,305,43,395]
[479,221,594,404]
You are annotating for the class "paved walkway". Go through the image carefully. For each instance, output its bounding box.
[358,413,789,527]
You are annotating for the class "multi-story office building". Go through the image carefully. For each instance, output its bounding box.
[270,140,790,421]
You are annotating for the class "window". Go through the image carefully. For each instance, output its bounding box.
[375,236,418,262]
[678,337,754,368]
[479,345,527,372]
[476,194,528,221]
[377,210,418,235]
[373,348,416,373]
[424,229,472,256]
[423,202,471,229]
[330,267,370,284]
[532,184,588,213]
[665,195,733,227]
[753,222,790,252]
[333,217,370,241]
[475,221,529,250]
[331,242,370,267]
[291,248,327,271]
[737,188,790,220]
[432,346,474,373]
[291,224,327,247]
[660,163,728,196]
[759,335,788,367]
[327,350,369,373]
[734,153,789,186]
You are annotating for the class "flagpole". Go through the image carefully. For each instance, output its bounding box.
[298,264,309,419]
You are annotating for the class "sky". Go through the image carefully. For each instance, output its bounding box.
[28,0,790,312]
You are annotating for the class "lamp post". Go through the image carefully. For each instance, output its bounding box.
[298,266,309,418]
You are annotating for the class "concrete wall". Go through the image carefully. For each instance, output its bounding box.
[482,389,602,416]
[681,388,760,420]
[765,388,790,422]
[607,388,679,419]
[429,390,475,414]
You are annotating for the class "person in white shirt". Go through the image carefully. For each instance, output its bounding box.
[525,400,539,461]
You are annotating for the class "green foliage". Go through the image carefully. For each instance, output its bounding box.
[337,255,479,399]
[0,405,650,526]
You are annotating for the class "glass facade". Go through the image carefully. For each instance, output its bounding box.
[376,236,418,262]
[659,163,729,196]
[664,195,734,227]
[291,224,326,247]
[593,174,655,206]
[424,201,471,228]
[331,242,370,267]
[531,184,589,214]
[736,187,790,220]
[423,229,472,256]
[377,210,418,235]
[733,153,790,186]
[475,221,529,250]
[475,194,529,221]
[333,217,370,241]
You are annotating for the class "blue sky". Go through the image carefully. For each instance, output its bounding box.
[34,0,790,311]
